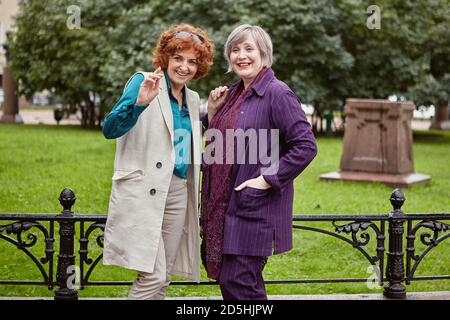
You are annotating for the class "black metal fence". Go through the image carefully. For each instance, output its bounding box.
[0,188,449,300]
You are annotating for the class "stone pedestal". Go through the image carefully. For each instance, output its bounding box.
[320,99,430,187]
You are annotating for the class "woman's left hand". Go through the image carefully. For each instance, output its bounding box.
[235,175,271,191]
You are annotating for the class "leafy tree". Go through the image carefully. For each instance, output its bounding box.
[338,0,449,129]
[7,0,449,131]
[99,0,450,132]
[406,0,450,129]
[108,0,355,133]
[8,0,147,128]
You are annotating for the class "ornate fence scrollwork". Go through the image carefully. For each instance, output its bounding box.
[292,216,386,286]
[0,188,448,300]
[417,221,450,246]
[0,220,54,289]
[406,218,450,284]
[79,221,105,287]
[334,221,374,247]
[334,220,385,282]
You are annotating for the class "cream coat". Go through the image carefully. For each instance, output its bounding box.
[103,72,202,281]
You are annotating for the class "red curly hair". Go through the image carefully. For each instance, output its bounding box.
[152,24,214,80]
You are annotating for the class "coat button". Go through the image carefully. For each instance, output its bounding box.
[156,162,162,168]
[149,189,156,195]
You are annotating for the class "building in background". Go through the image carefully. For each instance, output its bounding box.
[0,1,30,121]
[0,0,21,80]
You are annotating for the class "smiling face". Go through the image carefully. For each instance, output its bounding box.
[167,47,199,90]
[229,36,263,87]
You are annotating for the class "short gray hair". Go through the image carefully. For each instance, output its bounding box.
[224,24,273,72]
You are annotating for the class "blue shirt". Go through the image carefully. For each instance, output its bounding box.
[164,71,192,179]
[102,72,192,179]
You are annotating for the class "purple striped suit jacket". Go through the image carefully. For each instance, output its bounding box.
[220,68,318,257]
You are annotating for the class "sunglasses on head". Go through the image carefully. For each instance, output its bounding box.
[174,31,205,44]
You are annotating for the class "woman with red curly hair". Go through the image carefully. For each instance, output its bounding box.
[102,24,214,300]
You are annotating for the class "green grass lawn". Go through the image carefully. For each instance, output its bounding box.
[0,124,449,298]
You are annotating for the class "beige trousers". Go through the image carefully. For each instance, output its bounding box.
[127,174,188,300]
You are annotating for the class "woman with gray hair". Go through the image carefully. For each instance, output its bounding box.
[201,24,317,299]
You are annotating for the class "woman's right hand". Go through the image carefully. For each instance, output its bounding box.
[207,86,228,121]
[136,67,164,105]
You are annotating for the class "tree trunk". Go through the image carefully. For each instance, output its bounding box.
[0,65,23,124]
[82,93,97,129]
[80,105,88,128]
[88,104,96,128]
[96,99,107,129]
[430,100,449,130]
[311,113,318,134]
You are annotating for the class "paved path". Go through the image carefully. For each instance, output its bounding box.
[1,109,433,130]
[1,109,81,125]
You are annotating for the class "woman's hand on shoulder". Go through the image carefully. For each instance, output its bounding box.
[207,86,228,121]
[136,67,164,105]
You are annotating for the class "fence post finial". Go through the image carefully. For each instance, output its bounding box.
[384,188,407,299]
[54,188,78,300]
[389,188,405,212]
[59,188,76,213]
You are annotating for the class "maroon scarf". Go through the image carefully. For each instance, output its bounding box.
[200,67,269,280]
